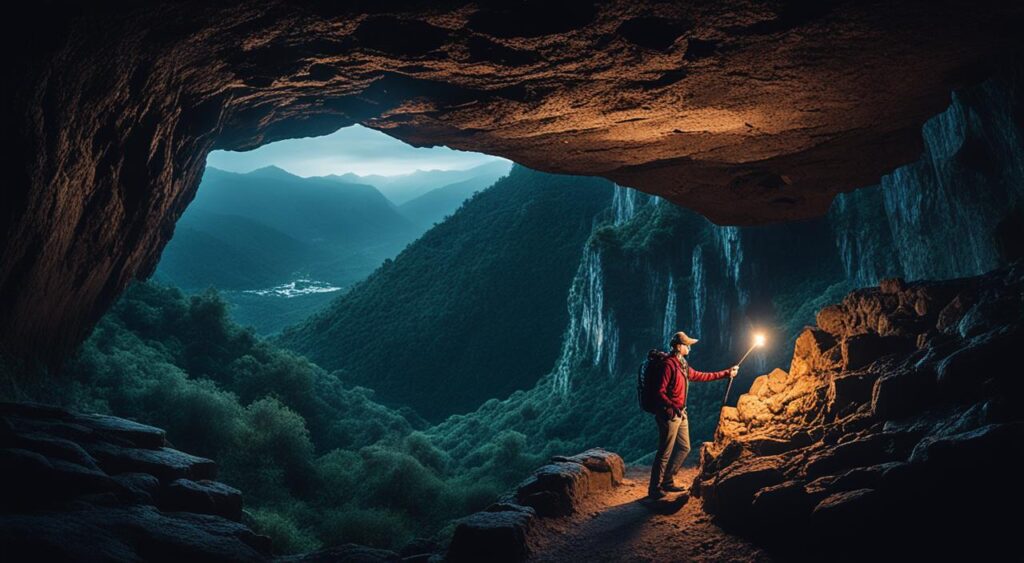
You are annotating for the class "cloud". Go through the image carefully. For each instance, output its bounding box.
[206,125,509,177]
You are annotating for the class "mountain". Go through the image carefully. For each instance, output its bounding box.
[154,166,423,334]
[185,166,417,248]
[331,161,512,205]
[155,209,319,290]
[277,165,614,420]
[156,165,421,289]
[397,175,501,229]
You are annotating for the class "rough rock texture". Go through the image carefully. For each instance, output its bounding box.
[446,448,623,562]
[4,1,1024,362]
[0,403,271,561]
[692,262,1024,559]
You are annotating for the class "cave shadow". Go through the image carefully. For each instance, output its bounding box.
[554,492,691,553]
[640,492,690,515]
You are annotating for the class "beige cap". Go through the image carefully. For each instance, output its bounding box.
[670,331,699,346]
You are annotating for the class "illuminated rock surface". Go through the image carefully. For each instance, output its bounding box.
[693,262,1024,558]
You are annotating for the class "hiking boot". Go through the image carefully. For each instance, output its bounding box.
[647,488,667,499]
[661,483,688,493]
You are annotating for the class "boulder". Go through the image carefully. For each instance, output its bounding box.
[739,435,806,456]
[749,374,769,397]
[879,278,906,294]
[767,368,791,394]
[791,330,838,377]
[827,370,880,415]
[13,431,101,470]
[85,442,217,482]
[936,328,1018,395]
[551,448,624,490]
[750,480,816,525]
[767,376,819,418]
[113,472,161,504]
[0,447,114,509]
[713,407,744,441]
[810,488,881,532]
[71,413,166,449]
[955,293,1020,339]
[446,508,534,563]
[840,333,914,371]
[909,422,1024,469]
[804,462,899,500]
[0,505,270,562]
[815,305,848,337]
[160,479,243,521]
[735,394,772,426]
[871,366,936,420]
[936,293,976,334]
[0,404,271,561]
[3,416,98,444]
[802,433,897,479]
[514,462,590,517]
[702,456,785,517]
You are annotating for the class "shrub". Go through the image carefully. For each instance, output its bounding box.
[248,508,321,555]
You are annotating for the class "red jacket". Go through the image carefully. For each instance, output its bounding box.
[657,355,731,416]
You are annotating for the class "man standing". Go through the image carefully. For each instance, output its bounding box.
[648,331,738,499]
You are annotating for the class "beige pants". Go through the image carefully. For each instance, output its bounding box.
[648,409,691,493]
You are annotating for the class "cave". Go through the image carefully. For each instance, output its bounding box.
[3,2,1024,561]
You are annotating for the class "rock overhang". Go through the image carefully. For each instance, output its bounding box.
[3,0,1023,361]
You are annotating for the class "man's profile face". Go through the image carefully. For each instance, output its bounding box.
[676,343,690,356]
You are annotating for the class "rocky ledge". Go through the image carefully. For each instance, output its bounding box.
[0,403,271,562]
[692,262,1024,559]
[446,448,625,562]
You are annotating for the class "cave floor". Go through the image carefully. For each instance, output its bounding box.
[528,466,773,562]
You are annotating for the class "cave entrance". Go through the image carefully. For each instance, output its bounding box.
[154,124,511,335]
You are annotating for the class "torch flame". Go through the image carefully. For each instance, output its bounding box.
[754,333,766,347]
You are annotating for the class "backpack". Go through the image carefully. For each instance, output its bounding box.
[637,349,672,412]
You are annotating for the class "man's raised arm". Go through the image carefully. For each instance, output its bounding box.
[687,365,737,382]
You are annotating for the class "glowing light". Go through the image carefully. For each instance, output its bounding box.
[737,332,768,366]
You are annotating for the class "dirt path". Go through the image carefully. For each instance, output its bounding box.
[527,466,773,562]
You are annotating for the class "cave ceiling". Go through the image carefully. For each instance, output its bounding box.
[2,0,1022,361]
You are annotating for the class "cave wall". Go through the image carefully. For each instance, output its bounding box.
[3,1,1023,363]
[546,68,1024,455]
[830,68,1024,285]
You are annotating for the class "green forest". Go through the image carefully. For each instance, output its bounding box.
[279,167,614,420]
[19,282,556,553]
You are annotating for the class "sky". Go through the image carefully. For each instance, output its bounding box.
[206,124,509,177]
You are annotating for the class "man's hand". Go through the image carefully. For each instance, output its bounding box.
[730,365,739,378]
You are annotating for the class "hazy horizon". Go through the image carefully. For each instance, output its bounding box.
[206,124,510,177]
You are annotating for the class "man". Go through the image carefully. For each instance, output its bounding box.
[648,331,738,499]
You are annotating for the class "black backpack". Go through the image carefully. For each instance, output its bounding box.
[637,349,671,412]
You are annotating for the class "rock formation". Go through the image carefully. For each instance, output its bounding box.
[692,262,1024,558]
[0,405,625,563]
[4,1,1024,362]
[0,403,271,561]
[446,448,624,562]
